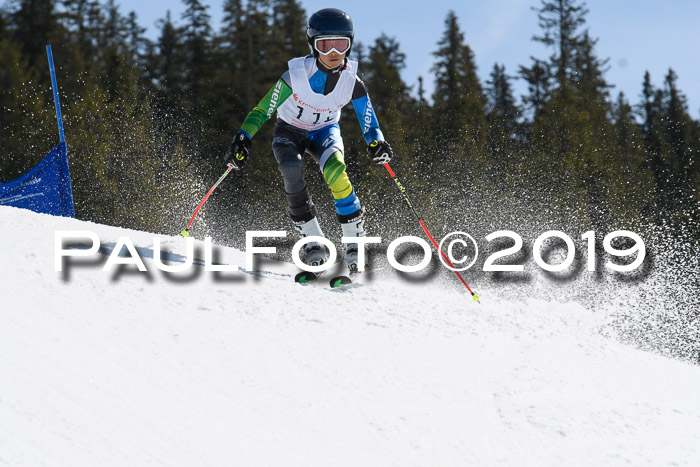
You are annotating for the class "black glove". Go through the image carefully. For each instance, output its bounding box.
[368,140,393,165]
[223,132,251,170]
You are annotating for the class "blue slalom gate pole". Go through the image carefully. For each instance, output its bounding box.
[45,44,75,218]
[46,45,65,143]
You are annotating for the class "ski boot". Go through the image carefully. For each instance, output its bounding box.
[293,216,328,267]
[339,208,367,275]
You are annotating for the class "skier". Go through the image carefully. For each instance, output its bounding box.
[223,7,393,275]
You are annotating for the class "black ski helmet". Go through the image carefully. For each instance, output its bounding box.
[306,8,354,57]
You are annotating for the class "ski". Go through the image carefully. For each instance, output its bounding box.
[329,272,362,288]
[298,266,374,288]
[294,270,324,284]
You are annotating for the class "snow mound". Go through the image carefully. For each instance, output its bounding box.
[1,206,699,466]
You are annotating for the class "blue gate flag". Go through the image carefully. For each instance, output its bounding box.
[0,142,75,217]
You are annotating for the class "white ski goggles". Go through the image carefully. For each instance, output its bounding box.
[313,36,351,55]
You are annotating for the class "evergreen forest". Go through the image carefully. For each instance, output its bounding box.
[1,0,698,247]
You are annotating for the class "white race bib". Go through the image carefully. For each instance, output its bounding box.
[277,56,357,131]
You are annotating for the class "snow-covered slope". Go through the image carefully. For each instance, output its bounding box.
[1,205,699,466]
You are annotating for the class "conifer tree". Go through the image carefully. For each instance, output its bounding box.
[639,71,671,222]
[611,91,654,219]
[216,0,247,131]
[661,69,699,217]
[8,0,57,73]
[352,42,368,79]
[430,11,488,175]
[525,0,616,229]
[532,0,588,87]
[58,0,91,51]
[357,34,416,199]
[405,73,432,162]
[180,0,213,111]
[56,0,94,93]
[218,0,274,112]
[417,76,426,105]
[520,0,596,113]
[363,34,412,131]
[486,63,521,182]
[125,11,149,71]
[270,0,307,65]
[153,11,182,96]
[573,31,611,108]
[519,58,551,117]
[612,92,644,182]
[0,37,51,179]
[99,0,132,96]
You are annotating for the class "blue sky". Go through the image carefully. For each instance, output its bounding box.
[117,0,700,116]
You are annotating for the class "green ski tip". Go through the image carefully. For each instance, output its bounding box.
[330,276,353,288]
[180,229,190,237]
[295,271,319,283]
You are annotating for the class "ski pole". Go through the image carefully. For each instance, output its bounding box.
[383,163,480,303]
[180,163,234,237]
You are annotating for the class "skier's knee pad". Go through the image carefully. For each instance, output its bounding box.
[322,151,353,200]
[286,186,317,222]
